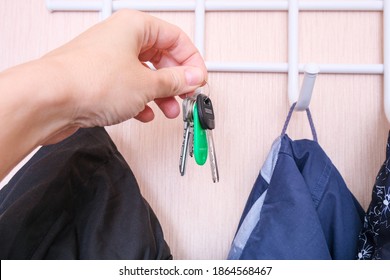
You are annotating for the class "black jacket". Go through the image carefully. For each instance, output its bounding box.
[0,127,171,259]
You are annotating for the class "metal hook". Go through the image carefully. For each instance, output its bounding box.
[294,64,320,111]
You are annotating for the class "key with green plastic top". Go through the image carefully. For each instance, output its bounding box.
[193,102,208,165]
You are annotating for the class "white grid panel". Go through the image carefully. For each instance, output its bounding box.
[45,0,389,119]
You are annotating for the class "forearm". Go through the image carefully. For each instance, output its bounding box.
[0,58,73,180]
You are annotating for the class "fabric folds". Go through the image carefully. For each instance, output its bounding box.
[0,127,171,260]
[357,131,390,260]
[228,105,364,260]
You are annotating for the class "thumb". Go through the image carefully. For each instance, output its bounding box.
[152,66,206,98]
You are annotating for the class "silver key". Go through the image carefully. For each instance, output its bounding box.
[188,123,194,157]
[179,98,194,176]
[196,94,219,183]
[186,97,196,158]
[207,130,219,183]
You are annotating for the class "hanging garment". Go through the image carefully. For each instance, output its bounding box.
[357,132,390,260]
[228,104,364,260]
[0,127,171,260]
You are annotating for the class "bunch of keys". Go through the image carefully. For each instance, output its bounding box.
[179,92,219,183]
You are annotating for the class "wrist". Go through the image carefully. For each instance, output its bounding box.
[0,58,75,179]
[33,56,78,141]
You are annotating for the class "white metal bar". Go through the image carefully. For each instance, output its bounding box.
[288,0,299,105]
[101,0,112,20]
[206,62,288,73]
[299,1,383,11]
[47,0,384,12]
[45,0,387,120]
[113,0,195,11]
[385,0,390,122]
[205,62,384,74]
[46,0,102,11]
[205,1,288,11]
[195,0,206,57]
[318,64,384,74]
[206,1,383,11]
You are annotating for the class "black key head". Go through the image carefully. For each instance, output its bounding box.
[196,94,215,130]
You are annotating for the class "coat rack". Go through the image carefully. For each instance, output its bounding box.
[46,0,389,119]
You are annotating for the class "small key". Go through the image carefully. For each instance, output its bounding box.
[206,129,219,183]
[179,98,194,176]
[193,101,208,165]
[196,94,219,183]
[186,98,196,158]
[188,122,194,158]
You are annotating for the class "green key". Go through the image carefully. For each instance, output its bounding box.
[193,102,208,165]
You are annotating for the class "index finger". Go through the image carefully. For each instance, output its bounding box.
[137,13,207,76]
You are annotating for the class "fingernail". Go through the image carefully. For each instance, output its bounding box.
[185,67,205,86]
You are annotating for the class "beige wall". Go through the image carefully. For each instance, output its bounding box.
[0,0,387,259]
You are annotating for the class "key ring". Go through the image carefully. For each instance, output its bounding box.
[204,81,211,98]
[195,81,211,98]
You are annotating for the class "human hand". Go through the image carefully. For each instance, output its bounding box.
[43,9,207,134]
[0,9,207,179]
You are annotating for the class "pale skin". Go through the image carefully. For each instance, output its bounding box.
[0,9,207,181]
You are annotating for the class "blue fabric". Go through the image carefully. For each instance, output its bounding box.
[228,134,364,260]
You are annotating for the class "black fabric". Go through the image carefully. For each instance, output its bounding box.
[0,127,172,260]
[357,131,390,260]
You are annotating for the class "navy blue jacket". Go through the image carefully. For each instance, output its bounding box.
[228,135,364,260]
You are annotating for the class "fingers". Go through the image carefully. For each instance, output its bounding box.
[134,105,155,122]
[142,65,203,121]
[139,14,200,65]
[137,10,208,79]
[109,10,208,123]
[134,98,179,122]
[154,97,180,119]
[151,65,205,99]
